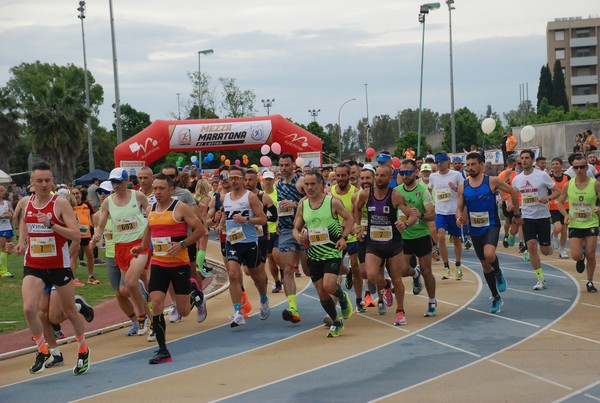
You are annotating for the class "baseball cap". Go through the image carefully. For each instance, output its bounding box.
[420,163,432,172]
[108,168,129,181]
[56,188,69,198]
[98,181,114,193]
[362,163,375,173]
[434,153,450,163]
[452,157,463,163]
[263,171,275,179]
[376,153,392,163]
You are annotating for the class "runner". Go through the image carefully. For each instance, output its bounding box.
[456,152,521,312]
[261,170,282,293]
[512,150,560,290]
[293,169,354,337]
[548,158,570,259]
[0,185,15,278]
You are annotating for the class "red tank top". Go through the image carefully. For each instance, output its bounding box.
[24,194,70,269]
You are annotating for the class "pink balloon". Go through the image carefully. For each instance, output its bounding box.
[261,144,271,155]
[235,159,241,166]
[271,142,282,155]
[391,157,401,169]
[260,155,272,167]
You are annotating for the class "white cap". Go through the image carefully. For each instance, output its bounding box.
[108,168,128,181]
[263,171,275,179]
[98,181,114,192]
[56,188,69,198]
[362,164,375,173]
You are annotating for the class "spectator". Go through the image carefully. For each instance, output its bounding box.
[582,129,598,153]
[505,131,517,156]
[573,133,584,153]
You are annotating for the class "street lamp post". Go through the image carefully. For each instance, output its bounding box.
[176,93,181,120]
[197,49,214,119]
[338,98,356,161]
[447,0,456,153]
[109,0,123,145]
[308,109,320,122]
[417,2,440,156]
[364,84,370,149]
[261,99,275,115]
[77,1,94,171]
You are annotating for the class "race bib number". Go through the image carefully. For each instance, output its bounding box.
[370,225,393,242]
[469,211,490,227]
[278,205,294,217]
[361,219,368,232]
[397,211,408,222]
[256,225,264,237]
[572,205,593,222]
[151,237,171,256]
[522,192,539,205]
[227,227,247,244]
[436,189,451,202]
[30,237,57,257]
[79,224,89,235]
[308,228,330,245]
[104,230,113,241]
[115,218,139,233]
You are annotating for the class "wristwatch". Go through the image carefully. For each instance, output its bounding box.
[343,236,348,241]
[48,220,55,229]
[513,213,521,218]
[180,241,188,249]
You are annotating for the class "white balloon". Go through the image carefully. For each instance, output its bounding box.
[481,118,496,135]
[521,125,535,142]
[295,157,305,167]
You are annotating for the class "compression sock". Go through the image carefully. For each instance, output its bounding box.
[535,268,544,281]
[33,333,49,355]
[484,271,499,296]
[75,334,88,354]
[287,294,298,311]
[320,298,338,322]
[152,314,167,350]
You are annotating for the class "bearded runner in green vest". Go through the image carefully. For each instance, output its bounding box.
[556,153,600,293]
[331,163,362,310]
[395,159,438,317]
[293,169,354,338]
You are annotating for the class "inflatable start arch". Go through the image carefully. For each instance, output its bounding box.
[114,114,323,169]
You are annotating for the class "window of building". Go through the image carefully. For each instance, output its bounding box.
[554,30,565,41]
[555,48,565,59]
[575,29,590,38]
[575,66,591,76]
[575,48,591,57]
[573,86,592,96]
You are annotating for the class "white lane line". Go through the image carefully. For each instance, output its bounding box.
[583,393,600,402]
[358,312,411,333]
[467,308,540,328]
[555,379,600,402]
[508,287,572,302]
[460,258,568,279]
[490,359,572,390]
[582,302,600,309]
[416,334,481,358]
[550,329,600,345]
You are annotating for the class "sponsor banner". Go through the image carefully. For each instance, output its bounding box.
[297,151,321,168]
[169,121,272,149]
[120,161,146,177]
[449,147,540,166]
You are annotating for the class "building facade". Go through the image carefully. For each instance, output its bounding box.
[547,16,599,109]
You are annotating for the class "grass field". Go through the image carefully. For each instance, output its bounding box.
[0,251,116,334]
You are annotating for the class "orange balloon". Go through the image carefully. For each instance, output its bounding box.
[225,159,231,166]
[220,155,226,162]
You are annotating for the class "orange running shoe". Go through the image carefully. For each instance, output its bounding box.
[363,293,375,307]
[240,291,252,319]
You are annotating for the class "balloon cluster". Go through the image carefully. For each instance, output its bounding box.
[203,152,215,165]
[176,156,185,167]
[259,142,282,167]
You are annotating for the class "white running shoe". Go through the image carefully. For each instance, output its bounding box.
[260,300,270,320]
[137,316,150,336]
[169,305,182,323]
[533,279,547,290]
[196,298,207,323]
[230,311,246,327]
[552,235,559,250]
[559,249,569,259]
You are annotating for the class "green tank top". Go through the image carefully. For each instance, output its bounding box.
[265,188,278,234]
[567,178,599,229]
[104,218,115,258]
[395,182,432,240]
[331,184,356,243]
[108,190,147,244]
[302,195,342,261]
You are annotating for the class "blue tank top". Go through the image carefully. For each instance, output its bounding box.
[276,173,305,230]
[463,175,499,236]
[366,187,401,246]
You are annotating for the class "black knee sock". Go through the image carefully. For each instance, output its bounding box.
[409,255,417,268]
[333,284,345,300]
[490,258,501,275]
[93,246,98,259]
[152,314,167,351]
[484,271,499,297]
[320,298,338,321]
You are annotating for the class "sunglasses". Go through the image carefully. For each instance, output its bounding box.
[97,189,112,195]
[572,165,587,170]
[229,175,242,181]
[399,170,414,176]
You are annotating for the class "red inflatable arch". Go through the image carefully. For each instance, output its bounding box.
[113,114,322,168]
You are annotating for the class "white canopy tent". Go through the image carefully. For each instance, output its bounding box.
[0,170,12,184]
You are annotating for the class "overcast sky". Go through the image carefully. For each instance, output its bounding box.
[1,0,597,132]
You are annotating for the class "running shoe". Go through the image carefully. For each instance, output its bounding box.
[196,298,207,323]
[125,322,139,336]
[344,272,353,290]
[75,295,94,323]
[293,266,301,277]
[149,349,172,365]
[507,234,515,247]
[282,308,301,323]
[424,300,437,317]
[271,281,282,293]
[587,282,598,293]
[137,316,150,336]
[169,305,182,323]
[241,292,252,319]
[189,278,204,308]
[73,348,90,375]
[147,325,156,342]
[394,310,407,326]
[495,270,507,293]
[432,246,440,261]
[412,265,423,295]
[73,278,85,287]
[533,279,547,290]
[357,301,367,313]
[559,249,569,259]
[455,266,463,281]
[323,314,333,327]
[489,296,503,313]
[576,258,586,274]
[464,238,472,250]
[363,294,376,307]
[382,286,394,307]
[138,280,149,302]
[523,251,530,262]
[94,258,106,265]
[54,329,66,340]
[1,272,14,278]
[327,319,344,338]
[260,299,270,320]
[502,237,509,248]
[46,353,64,368]
[340,291,353,320]
[30,352,53,374]
[86,276,100,285]
[230,311,246,327]
[442,267,451,280]
[552,235,559,250]
[518,244,527,253]
[377,301,387,316]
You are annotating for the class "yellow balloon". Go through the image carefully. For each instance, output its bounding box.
[225,159,231,166]
[220,155,226,162]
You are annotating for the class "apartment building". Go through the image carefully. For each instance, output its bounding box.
[546,16,599,109]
